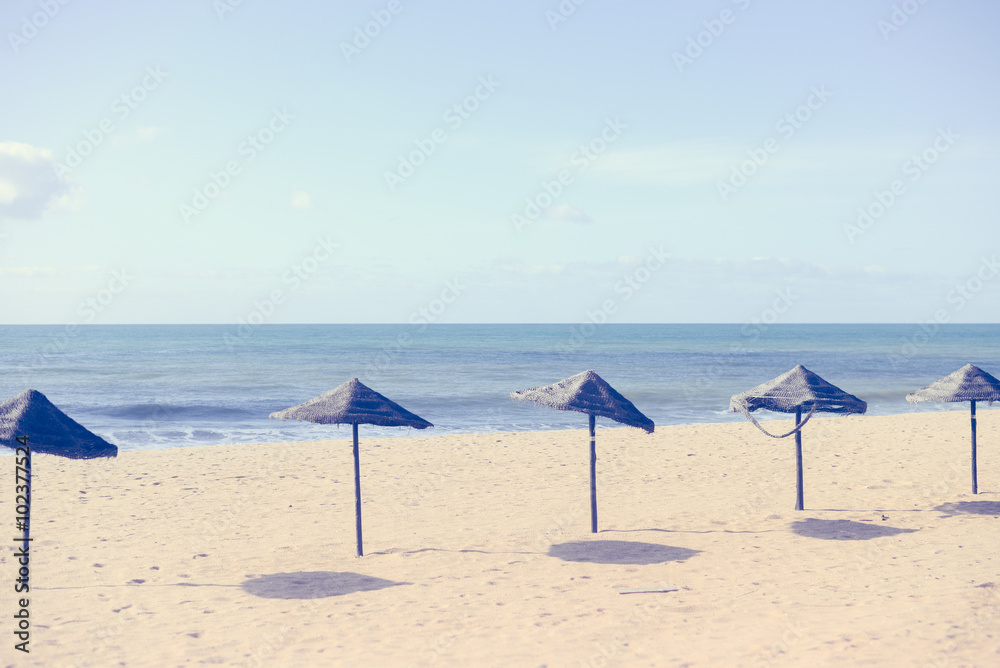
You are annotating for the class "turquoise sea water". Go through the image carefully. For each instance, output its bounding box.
[0,324,997,451]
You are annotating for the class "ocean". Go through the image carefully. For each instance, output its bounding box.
[0,324,997,452]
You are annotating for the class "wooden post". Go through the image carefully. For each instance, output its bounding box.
[971,400,978,495]
[589,413,597,533]
[353,423,363,557]
[794,406,804,511]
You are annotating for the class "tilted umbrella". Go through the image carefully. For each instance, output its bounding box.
[0,389,118,591]
[510,370,654,533]
[269,378,432,557]
[906,364,1000,494]
[730,365,867,510]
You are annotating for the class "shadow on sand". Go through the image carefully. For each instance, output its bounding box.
[241,571,410,599]
[548,540,701,565]
[935,501,1000,517]
[790,518,918,541]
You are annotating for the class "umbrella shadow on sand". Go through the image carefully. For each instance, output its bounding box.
[241,572,410,599]
[548,540,701,565]
[790,519,918,541]
[935,501,1000,517]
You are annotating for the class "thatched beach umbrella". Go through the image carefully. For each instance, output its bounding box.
[510,370,654,533]
[730,365,867,510]
[269,378,432,557]
[906,364,1000,494]
[0,389,118,549]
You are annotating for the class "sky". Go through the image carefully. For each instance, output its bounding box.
[1,0,998,324]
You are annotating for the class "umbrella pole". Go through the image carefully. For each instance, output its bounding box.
[589,413,597,533]
[971,400,978,495]
[353,423,363,557]
[794,406,804,511]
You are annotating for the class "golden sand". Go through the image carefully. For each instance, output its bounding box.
[3,410,998,667]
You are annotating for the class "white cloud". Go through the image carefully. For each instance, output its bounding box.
[0,180,16,205]
[589,138,738,186]
[466,253,992,323]
[543,203,593,224]
[0,266,58,277]
[290,190,313,210]
[587,138,943,188]
[0,141,79,221]
[135,126,163,142]
[523,264,565,275]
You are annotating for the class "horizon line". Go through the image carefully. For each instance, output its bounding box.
[1,322,998,327]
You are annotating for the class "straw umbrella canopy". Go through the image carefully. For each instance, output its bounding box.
[269,378,432,557]
[906,364,1000,494]
[0,389,118,563]
[0,389,118,459]
[729,365,867,510]
[510,370,654,533]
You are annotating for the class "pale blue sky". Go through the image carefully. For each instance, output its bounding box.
[1,0,998,324]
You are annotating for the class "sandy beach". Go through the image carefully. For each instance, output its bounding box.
[4,410,999,667]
